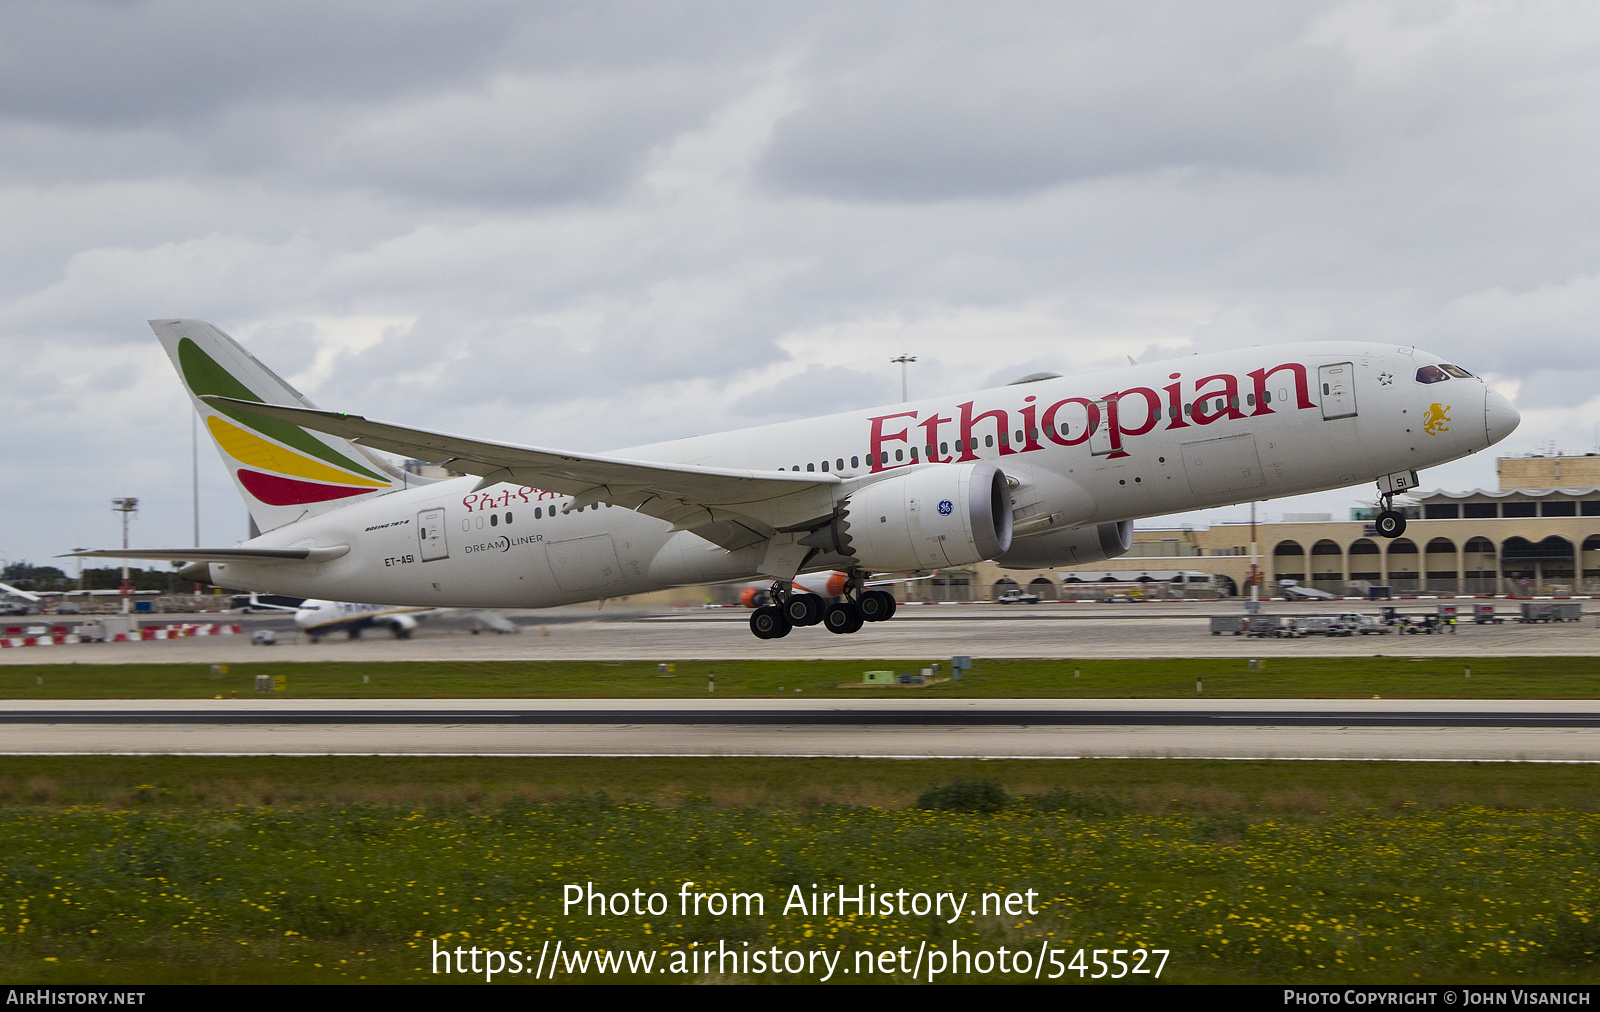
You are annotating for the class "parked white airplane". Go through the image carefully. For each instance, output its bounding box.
[233,593,519,640]
[71,321,1519,640]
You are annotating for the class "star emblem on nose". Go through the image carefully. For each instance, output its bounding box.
[1378,371,1394,386]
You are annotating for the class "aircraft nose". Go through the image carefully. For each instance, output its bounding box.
[1484,387,1520,446]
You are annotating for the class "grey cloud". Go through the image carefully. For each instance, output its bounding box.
[729,364,888,422]
[0,0,519,127]
[760,3,1343,199]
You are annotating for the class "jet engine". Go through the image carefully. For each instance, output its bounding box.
[383,613,419,639]
[993,520,1132,569]
[807,462,1013,572]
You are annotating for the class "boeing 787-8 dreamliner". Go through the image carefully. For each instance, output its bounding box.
[72,320,1519,640]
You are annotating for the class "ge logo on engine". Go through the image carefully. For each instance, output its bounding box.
[938,499,954,515]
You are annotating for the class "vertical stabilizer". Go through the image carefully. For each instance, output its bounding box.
[151,319,405,533]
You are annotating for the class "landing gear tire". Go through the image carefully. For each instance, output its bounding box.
[858,590,896,622]
[824,601,864,634]
[750,605,792,639]
[1375,510,1407,539]
[783,593,825,627]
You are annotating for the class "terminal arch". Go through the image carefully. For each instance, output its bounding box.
[1348,538,1381,582]
[1273,540,1305,581]
[1385,537,1419,589]
[1310,539,1343,590]
[1464,536,1498,593]
[1584,536,1600,587]
[1502,536,1576,591]
[1424,537,1458,592]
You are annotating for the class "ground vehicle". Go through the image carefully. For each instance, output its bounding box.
[1290,616,1352,636]
[996,589,1041,604]
[1336,612,1386,635]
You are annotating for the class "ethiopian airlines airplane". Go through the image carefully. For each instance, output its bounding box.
[73,320,1519,640]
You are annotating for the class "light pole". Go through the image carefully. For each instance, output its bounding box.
[1249,501,1260,604]
[111,498,138,614]
[891,355,917,402]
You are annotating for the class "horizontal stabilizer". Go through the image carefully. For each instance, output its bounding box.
[63,546,349,564]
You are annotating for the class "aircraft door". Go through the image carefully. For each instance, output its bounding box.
[1088,401,1114,456]
[417,508,449,561]
[1319,362,1357,420]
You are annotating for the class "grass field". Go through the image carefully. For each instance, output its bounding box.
[8,656,1600,698]
[3,756,1600,984]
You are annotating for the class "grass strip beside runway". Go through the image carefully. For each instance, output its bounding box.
[8,656,1600,698]
[2,757,1600,984]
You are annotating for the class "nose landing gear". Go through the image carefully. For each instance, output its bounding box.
[1374,470,1419,539]
[1374,506,1407,538]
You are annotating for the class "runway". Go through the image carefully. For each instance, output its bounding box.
[4,599,1595,663]
[8,698,1600,761]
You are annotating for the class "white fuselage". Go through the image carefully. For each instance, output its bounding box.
[207,344,1512,608]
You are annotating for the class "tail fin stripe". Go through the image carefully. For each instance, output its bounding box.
[206,416,386,487]
[178,338,387,482]
[237,469,380,507]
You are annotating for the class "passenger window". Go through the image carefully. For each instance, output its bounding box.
[1263,390,1272,404]
[1229,397,1238,410]
[490,513,499,526]
[1247,393,1255,406]
[535,507,542,519]
[505,511,512,523]
[836,458,845,470]
[1184,403,1192,416]
[1415,365,1449,384]
[955,439,964,451]
[1029,427,1038,440]
[985,435,994,447]
[881,451,889,464]
[939,442,948,455]
[999,432,1009,446]
[1014,430,1023,444]
[461,519,470,532]
[821,460,829,472]
[1059,424,1070,435]
[909,446,918,460]
[806,463,815,472]
[895,449,904,461]
[851,455,859,468]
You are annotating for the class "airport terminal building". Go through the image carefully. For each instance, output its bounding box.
[974,453,1600,601]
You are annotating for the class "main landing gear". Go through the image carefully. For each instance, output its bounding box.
[748,571,898,639]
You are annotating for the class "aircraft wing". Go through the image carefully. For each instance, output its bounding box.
[0,581,42,603]
[63,547,351,564]
[203,396,841,546]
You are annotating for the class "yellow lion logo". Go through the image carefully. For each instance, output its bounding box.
[1423,402,1450,435]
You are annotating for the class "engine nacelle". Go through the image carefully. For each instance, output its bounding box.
[834,462,1013,571]
[993,520,1132,569]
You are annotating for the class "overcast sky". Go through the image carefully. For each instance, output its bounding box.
[4,0,1600,567]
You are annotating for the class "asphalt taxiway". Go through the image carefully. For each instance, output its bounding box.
[7,698,1600,761]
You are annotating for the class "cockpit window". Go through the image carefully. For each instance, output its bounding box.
[1439,364,1473,379]
[1415,365,1450,384]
